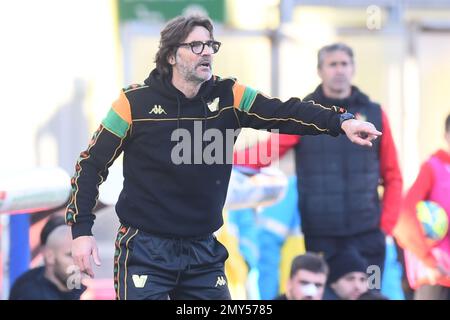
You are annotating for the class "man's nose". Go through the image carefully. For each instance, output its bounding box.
[201,45,214,56]
[335,65,345,73]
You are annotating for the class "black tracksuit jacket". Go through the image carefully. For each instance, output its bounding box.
[66,69,345,239]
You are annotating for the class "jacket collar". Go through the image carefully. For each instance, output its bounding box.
[307,84,370,108]
[144,68,215,103]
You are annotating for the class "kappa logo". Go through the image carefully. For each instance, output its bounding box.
[215,276,226,287]
[207,97,220,112]
[132,275,148,288]
[149,104,167,115]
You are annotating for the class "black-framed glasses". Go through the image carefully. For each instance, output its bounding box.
[177,40,221,55]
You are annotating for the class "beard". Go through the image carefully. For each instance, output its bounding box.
[176,59,212,84]
[54,266,70,287]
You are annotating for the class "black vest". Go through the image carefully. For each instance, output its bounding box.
[295,86,382,236]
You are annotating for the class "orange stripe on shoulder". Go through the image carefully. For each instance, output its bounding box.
[232,83,246,109]
[112,91,132,124]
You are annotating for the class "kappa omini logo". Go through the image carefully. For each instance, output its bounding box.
[215,276,226,287]
[132,275,148,288]
[149,104,167,115]
[207,97,220,112]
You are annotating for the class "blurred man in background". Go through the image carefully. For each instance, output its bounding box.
[324,249,369,300]
[275,252,328,300]
[9,216,85,300]
[235,43,403,278]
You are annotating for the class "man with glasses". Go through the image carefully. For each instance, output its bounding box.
[66,15,381,300]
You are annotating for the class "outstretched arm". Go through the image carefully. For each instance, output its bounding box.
[340,118,381,147]
[233,134,300,168]
[232,82,381,146]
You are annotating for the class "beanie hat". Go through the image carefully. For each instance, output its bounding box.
[327,249,368,284]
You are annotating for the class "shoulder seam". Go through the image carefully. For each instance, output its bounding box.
[124,85,149,93]
[216,76,236,83]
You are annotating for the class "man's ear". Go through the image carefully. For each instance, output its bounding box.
[168,53,176,65]
[285,280,292,299]
[43,248,55,265]
[317,67,324,81]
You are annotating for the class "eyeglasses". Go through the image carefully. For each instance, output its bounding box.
[177,40,221,55]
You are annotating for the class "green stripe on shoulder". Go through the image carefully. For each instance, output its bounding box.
[102,108,130,138]
[239,87,258,112]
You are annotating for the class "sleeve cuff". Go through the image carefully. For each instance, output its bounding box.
[329,113,343,137]
[71,221,93,239]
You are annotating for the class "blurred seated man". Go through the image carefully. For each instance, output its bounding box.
[9,216,86,300]
[324,249,369,300]
[275,252,329,300]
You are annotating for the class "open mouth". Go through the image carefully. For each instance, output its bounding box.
[198,62,211,69]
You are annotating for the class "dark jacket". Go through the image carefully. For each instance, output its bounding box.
[66,70,346,238]
[295,85,382,236]
[9,266,85,300]
[323,286,342,300]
